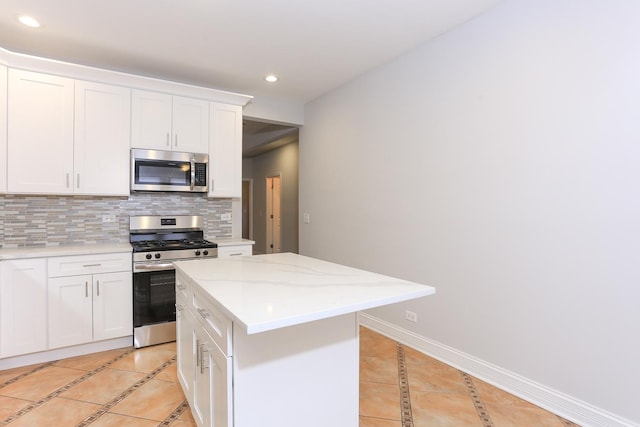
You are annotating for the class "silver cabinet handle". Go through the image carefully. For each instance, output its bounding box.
[196,338,201,367]
[200,344,208,374]
[66,173,70,188]
[76,173,80,189]
[85,281,89,298]
[211,179,214,192]
[175,133,178,147]
[82,263,101,268]
[96,280,100,296]
[166,132,170,147]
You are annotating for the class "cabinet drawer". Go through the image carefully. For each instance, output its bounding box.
[192,287,232,356]
[48,252,131,277]
[175,269,191,303]
[217,245,252,257]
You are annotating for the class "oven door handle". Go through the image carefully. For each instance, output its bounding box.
[133,263,175,272]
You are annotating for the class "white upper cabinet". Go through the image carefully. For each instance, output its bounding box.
[132,89,209,153]
[0,65,7,193]
[172,96,210,153]
[131,90,172,150]
[7,69,131,196]
[209,102,242,198]
[7,69,75,194]
[74,81,131,195]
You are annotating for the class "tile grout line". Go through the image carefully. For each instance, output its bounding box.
[75,356,177,427]
[0,361,56,389]
[158,399,190,426]
[460,371,495,427]
[396,343,414,427]
[0,348,135,426]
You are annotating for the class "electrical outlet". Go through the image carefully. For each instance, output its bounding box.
[303,213,310,224]
[221,213,232,221]
[102,214,116,223]
[405,310,418,323]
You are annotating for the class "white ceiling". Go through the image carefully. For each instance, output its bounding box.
[0,0,502,105]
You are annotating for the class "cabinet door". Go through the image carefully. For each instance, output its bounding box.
[74,81,131,195]
[193,328,232,427]
[131,89,173,150]
[0,259,47,358]
[93,271,133,341]
[0,65,7,193]
[206,340,232,427]
[48,275,93,349]
[172,96,209,153]
[7,69,74,194]
[209,102,242,198]
[192,327,210,427]
[176,301,195,403]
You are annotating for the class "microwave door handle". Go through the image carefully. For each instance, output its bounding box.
[190,157,195,190]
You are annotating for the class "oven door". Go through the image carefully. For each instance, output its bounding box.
[133,264,177,328]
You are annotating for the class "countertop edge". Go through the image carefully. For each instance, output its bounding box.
[213,238,255,247]
[0,243,133,260]
[244,287,435,334]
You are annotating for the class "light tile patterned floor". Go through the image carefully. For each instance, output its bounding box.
[359,327,581,427]
[0,328,580,426]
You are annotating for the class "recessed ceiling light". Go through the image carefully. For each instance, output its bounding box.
[18,15,41,28]
[265,74,278,83]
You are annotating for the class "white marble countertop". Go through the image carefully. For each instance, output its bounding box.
[213,238,255,247]
[174,252,435,334]
[0,243,132,260]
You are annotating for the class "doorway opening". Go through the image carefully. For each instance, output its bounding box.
[266,174,282,254]
[242,179,253,240]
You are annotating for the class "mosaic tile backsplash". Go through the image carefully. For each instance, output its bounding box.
[0,193,232,248]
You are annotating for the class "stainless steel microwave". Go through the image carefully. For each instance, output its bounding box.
[131,148,209,193]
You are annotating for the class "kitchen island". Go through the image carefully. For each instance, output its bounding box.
[174,252,435,427]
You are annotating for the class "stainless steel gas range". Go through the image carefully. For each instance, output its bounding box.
[130,215,217,348]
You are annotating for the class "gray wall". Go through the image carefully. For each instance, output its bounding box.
[243,142,299,254]
[300,0,640,424]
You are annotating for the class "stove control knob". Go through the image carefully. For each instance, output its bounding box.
[146,254,152,260]
[203,250,209,256]
[195,250,201,256]
[154,253,161,259]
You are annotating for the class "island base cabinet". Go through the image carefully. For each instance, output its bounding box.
[232,313,359,427]
[178,296,232,427]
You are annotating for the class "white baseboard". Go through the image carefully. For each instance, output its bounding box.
[358,313,637,427]
[0,336,133,370]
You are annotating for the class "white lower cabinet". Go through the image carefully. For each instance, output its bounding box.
[47,253,132,350]
[193,324,232,427]
[48,271,132,349]
[217,244,252,258]
[0,259,48,358]
[48,274,93,348]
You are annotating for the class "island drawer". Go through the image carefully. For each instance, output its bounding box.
[175,270,191,302]
[192,286,233,356]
